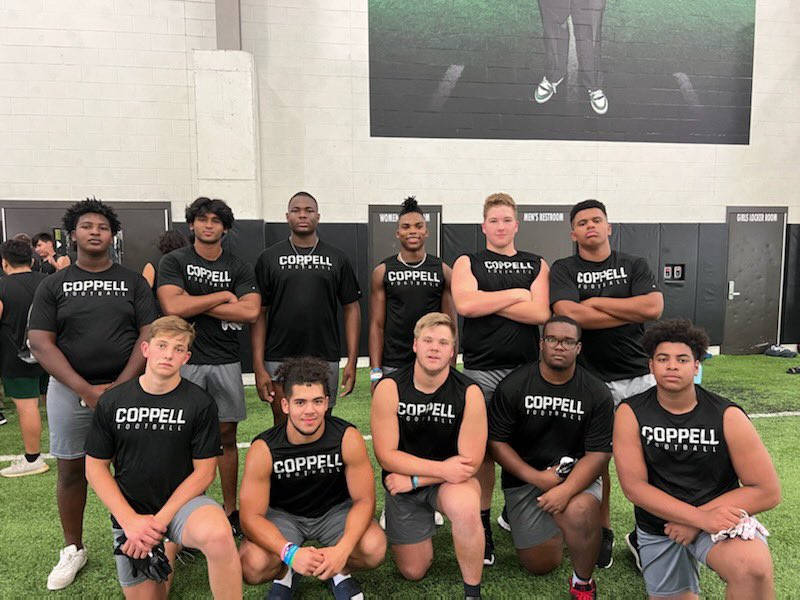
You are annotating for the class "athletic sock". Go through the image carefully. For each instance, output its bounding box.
[464,582,481,598]
[572,571,592,586]
[332,573,351,586]
[480,509,491,533]
[24,453,40,463]
[274,566,293,587]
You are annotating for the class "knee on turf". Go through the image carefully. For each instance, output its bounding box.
[396,556,432,582]
[240,544,282,585]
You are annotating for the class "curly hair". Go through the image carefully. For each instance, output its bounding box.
[185,197,234,230]
[62,198,121,235]
[275,356,331,398]
[157,229,188,255]
[641,318,709,361]
[399,196,423,218]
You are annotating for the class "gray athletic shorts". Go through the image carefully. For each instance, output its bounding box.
[461,367,516,404]
[384,485,441,545]
[47,377,94,460]
[265,360,340,408]
[266,500,352,547]
[111,495,221,588]
[637,525,768,597]
[606,373,655,408]
[181,363,246,422]
[504,478,602,549]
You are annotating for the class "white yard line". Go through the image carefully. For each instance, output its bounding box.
[427,64,465,111]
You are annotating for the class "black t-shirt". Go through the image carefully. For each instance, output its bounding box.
[85,378,222,515]
[28,263,157,384]
[255,416,354,518]
[256,240,362,362]
[461,250,543,370]
[0,271,48,378]
[157,246,259,365]
[381,254,445,367]
[378,363,475,485]
[550,251,659,382]
[624,386,742,535]
[33,257,56,275]
[489,363,614,489]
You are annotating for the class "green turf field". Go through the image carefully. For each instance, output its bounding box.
[0,355,796,598]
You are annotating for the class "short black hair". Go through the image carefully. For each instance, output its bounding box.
[399,196,423,218]
[543,315,582,340]
[157,229,188,255]
[288,191,318,209]
[275,356,330,398]
[185,197,234,230]
[641,318,709,361]
[32,232,53,246]
[1,239,33,267]
[62,197,121,235]
[570,199,607,225]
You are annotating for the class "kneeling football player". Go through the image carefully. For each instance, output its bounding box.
[239,356,385,599]
[615,319,780,600]
[371,313,487,599]
[489,316,613,599]
[85,316,242,599]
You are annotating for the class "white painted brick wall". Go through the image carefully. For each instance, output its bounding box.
[0,0,216,219]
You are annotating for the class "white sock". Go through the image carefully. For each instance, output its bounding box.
[275,566,293,586]
[332,573,351,586]
[572,571,591,586]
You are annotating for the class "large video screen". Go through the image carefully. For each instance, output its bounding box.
[369,0,756,144]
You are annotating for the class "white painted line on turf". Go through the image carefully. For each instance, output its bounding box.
[5,416,799,465]
[428,64,464,111]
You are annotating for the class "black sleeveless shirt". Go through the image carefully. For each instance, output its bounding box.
[624,386,742,535]
[381,254,445,367]
[462,249,543,370]
[255,416,354,518]
[379,363,475,484]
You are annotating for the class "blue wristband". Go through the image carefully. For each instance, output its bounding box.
[283,544,299,567]
[411,475,419,490]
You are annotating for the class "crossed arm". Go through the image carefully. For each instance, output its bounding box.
[158,284,261,323]
[553,292,663,330]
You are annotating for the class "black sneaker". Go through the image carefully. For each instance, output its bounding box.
[228,509,243,539]
[596,527,614,569]
[329,575,364,599]
[497,505,511,532]
[0,411,6,426]
[483,527,495,566]
[266,570,300,600]
[625,530,642,573]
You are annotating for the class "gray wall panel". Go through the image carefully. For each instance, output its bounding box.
[618,223,661,276]
[781,224,800,343]
[659,223,699,322]
[694,223,728,345]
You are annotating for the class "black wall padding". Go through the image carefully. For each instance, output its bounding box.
[442,224,482,264]
[694,223,728,345]
[659,224,699,322]
[780,225,800,343]
[617,223,661,277]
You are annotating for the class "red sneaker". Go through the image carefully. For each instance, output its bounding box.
[569,577,597,599]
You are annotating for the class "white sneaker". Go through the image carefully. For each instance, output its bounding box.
[533,76,563,104]
[434,511,444,527]
[379,509,386,530]
[497,513,512,532]
[47,545,87,590]
[1,456,49,478]
[589,88,609,115]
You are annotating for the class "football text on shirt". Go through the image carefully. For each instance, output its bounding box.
[576,267,628,285]
[63,280,129,294]
[273,453,343,476]
[524,395,585,416]
[397,401,456,420]
[387,270,441,284]
[641,425,720,452]
[114,407,187,431]
[186,265,232,284]
[278,255,334,268]
[484,260,536,273]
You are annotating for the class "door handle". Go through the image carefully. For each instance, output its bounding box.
[728,281,741,300]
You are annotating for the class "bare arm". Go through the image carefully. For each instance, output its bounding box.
[141,263,155,288]
[240,441,288,554]
[368,265,387,371]
[154,457,217,526]
[614,404,743,533]
[497,260,552,325]
[552,299,628,330]
[157,284,234,319]
[456,384,487,471]
[699,408,781,514]
[441,264,458,363]
[451,255,529,318]
[55,255,70,270]
[205,292,261,323]
[340,301,361,397]
[111,325,151,387]
[29,330,95,400]
[489,441,562,491]
[584,291,664,323]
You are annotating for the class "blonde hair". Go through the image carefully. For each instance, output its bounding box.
[413,312,456,341]
[483,192,517,219]
[147,315,196,347]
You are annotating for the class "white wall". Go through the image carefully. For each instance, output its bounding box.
[0,0,797,225]
[242,0,800,224]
